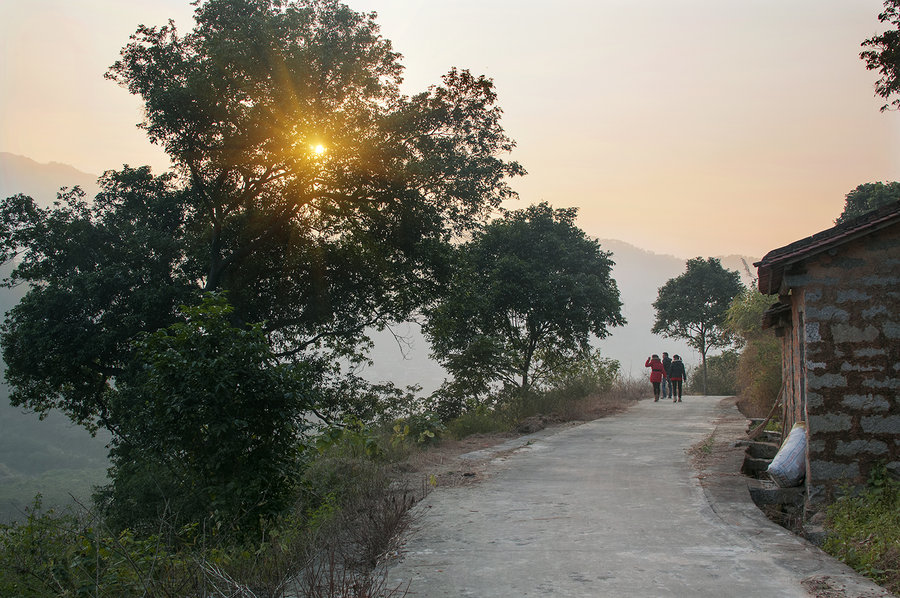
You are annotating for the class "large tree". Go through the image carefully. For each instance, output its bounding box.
[835,181,900,224]
[652,257,742,394]
[861,0,900,112]
[424,203,624,401]
[1,0,523,433]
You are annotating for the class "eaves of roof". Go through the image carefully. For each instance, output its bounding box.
[754,200,900,295]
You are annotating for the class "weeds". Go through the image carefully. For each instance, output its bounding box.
[823,464,900,594]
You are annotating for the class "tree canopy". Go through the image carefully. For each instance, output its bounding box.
[1,0,523,432]
[0,0,523,532]
[835,181,900,224]
[652,257,742,394]
[861,0,900,112]
[424,203,624,401]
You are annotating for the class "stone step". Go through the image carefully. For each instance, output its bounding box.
[741,456,772,478]
[748,484,805,508]
[746,441,780,460]
[758,430,782,444]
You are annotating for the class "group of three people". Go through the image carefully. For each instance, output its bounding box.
[645,352,686,402]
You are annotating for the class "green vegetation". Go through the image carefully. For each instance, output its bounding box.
[652,257,743,394]
[860,0,900,112]
[834,181,900,224]
[824,464,900,594]
[726,286,780,418]
[424,203,624,410]
[0,2,637,592]
[0,0,521,541]
[686,350,738,396]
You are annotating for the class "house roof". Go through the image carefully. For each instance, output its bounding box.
[754,200,900,295]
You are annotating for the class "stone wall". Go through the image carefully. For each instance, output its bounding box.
[781,222,900,506]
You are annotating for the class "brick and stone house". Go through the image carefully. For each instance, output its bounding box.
[754,200,900,508]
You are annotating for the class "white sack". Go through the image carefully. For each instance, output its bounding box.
[767,422,807,488]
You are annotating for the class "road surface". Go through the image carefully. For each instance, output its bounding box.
[387,396,893,597]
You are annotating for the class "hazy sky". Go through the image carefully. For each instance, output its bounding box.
[2,0,898,259]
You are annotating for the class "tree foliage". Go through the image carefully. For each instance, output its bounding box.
[1,0,522,432]
[726,287,781,416]
[861,0,900,112]
[0,0,523,533]
[652,257,742,394]
[424,203,624,400]
[835,181,900,224]
[97,295,308,535]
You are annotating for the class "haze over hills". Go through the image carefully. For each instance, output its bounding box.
[0,152,100,206]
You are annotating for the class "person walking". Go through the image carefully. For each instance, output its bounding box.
[661,352,672,399]
[668,355,686,402]
[645,354,667,402]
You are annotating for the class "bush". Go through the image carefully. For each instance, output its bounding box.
[688,350,738,395]
[824,464,900,594]
[735,335,781,417]
[98,295,309,539]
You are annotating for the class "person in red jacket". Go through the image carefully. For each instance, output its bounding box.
[645,354,667,402]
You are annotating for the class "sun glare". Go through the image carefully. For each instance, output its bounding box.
[313,144,326,155]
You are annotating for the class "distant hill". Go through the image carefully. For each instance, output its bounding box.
[0,154,106,521]
[0,152,99,206]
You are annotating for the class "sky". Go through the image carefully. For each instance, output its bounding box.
[2,0,899,259]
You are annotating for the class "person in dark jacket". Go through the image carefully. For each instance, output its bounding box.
[645,354,667,401]
[668,354,687,402]
[661,352,672,399]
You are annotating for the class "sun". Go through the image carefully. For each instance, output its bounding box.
[312,144,326,155]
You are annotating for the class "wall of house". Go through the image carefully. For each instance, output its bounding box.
[781,222,900,506]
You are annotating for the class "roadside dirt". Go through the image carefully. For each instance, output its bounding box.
[391,395,640,494]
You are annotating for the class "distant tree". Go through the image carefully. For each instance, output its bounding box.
[652,257,743,394]
[424,203,624,400]
[861,0,900,112]
[835,182,900,224]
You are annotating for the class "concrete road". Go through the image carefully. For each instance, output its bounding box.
[386,396,893,597]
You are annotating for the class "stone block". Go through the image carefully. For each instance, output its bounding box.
[885,321,900,339]
[862,305,889,319]
[808,413,852,433]
[836,289,871,303]
[807,373,847,390]
[810,461,860,481]
[835,439,888,457]
[806,305,849,321]
[831,324,879,343]
[841,393,890,412]
[860,415,900,435]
